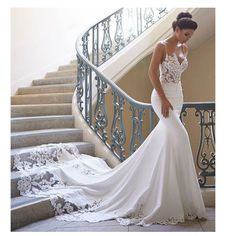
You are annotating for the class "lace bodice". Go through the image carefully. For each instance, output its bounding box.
[159,41,188,84]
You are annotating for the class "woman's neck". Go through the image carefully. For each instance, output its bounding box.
[165,35,181,46]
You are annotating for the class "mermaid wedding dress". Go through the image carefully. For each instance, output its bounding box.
[14,40,207,227]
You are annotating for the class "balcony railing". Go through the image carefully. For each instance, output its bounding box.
[75,8,215,188]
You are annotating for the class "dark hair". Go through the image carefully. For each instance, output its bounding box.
[172,12,198,31]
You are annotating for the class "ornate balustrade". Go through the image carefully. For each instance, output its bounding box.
[75,8,215,188]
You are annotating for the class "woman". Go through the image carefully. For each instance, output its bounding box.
[15,12,207,227]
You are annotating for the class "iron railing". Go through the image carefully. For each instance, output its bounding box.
[75,8,215,188]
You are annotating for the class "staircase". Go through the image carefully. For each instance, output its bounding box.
[10,60,105,230]
[11,7,215,231]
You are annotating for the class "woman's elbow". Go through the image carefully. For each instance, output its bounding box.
[148,69,153,78]
[148,69,156,79]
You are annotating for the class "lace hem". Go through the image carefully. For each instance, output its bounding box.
[54,210,200,227]
[15,143,205,227]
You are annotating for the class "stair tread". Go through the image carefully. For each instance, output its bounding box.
[47,69,76,73]
[32,77,76,85]
[11,196,50,209]
[11,128,82,136]
[43,75,76,80]
[11,103,72,107]
[59,65,76,69]
[11,141,94,155]
[19,83,76,89]
[12,92,74,98]
[11,115,74,121]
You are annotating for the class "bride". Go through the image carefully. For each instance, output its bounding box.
[15,12,207,227]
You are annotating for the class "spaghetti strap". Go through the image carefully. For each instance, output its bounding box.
[161,40,168,57]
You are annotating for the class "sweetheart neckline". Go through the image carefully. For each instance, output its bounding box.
[162,53,187,66]
[160,41,187,66]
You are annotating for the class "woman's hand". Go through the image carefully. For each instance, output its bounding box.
[161,98,173,118]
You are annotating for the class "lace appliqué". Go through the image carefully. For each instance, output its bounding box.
[50,196,103,216]
[72,163,96,175]
[17,171,64,196]
[116,202,145,225]
[116,212,199,227]
[15,143,104,221]
[116,202,199,227]
[12,143,81,172]
[159,54,188,84]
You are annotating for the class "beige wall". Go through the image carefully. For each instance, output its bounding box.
[182,35,215,102]
[100,35,215,186]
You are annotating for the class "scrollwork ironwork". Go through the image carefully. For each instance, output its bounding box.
[110,90,126,161]
[94,76,108,143]
[181,103,215,188]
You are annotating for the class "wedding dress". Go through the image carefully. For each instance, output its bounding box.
[14,40,207,227]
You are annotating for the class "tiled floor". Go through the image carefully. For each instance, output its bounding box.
[13,207,215,232]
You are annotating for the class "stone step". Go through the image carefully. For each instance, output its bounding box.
[11,115,74,132]
[11,171,30,198]
[17,84,76,95]
[11,93,74,105]
[11,196,54,230]
[11,187,214,231]
[11,141,95,171]
[11,104,72,117]
[58,64,77,71]
[45,70,77,78]
[11,128,83,149]
[70,59,77,65]
[32,77,76,86]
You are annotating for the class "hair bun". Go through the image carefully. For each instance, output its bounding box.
[176,12,192,20]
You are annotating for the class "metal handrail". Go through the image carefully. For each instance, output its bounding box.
[75,8,215,188]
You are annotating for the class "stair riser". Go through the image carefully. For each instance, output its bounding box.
[11,116,74,132]
[11,94,73,105]
[45,70,77,78]
[11,199,54,230]
[202,189,215,207]
[11,179,20,198]
[11,104,72,117]
[17,85,76,95]
[32,77,76,86]
[11,131,83,149]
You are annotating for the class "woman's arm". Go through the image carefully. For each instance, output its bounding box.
[148,42,167,101]
[148,42,173,118]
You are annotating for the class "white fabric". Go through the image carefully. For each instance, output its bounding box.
[15,41,207,227]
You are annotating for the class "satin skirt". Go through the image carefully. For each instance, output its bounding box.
[15,81,207,227]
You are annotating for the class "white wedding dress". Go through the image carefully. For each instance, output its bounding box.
[14,40,207,227]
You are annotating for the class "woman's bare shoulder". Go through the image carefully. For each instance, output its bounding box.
[153,41,165,53]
